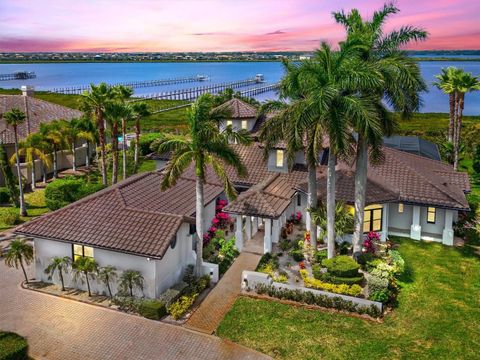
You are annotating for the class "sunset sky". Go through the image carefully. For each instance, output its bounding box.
[1,0,479,52]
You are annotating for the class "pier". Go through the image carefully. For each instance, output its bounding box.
[51,74,209,94]
[0,71,36,81]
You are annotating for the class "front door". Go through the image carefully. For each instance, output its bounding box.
[363,205,383,233]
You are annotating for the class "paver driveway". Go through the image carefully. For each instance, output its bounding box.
[0,261,270,360]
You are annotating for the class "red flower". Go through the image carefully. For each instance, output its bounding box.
[299,261,305,269]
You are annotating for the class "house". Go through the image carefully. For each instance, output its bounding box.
[0,86,84,186]
[14,98,470,298]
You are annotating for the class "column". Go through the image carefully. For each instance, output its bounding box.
[264,218,272,254]
[442,210,454,246]
[245,216,252,240]
[252,216,258,236]
[235,215,243,251]
[410,205,421,240]
[272,219,280,244]
[381,203,389,242]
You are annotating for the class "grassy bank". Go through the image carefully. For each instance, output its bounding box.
[217,238,480,359]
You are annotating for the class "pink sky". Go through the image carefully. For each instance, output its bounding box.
[0,0,479,52]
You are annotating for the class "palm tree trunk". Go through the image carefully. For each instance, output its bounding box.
[20,259,29,284]
[195,176,205,276]
[134,118,140,173]
[31,158,36,190]
[14,129,27,216]
[122,118,127,180]
[448,92,455,142]
[112,123,119,184]
[42,163,47,184]
[306,163,318,248]
[72,141,77,172]
[352,137,368,255]
[59,269,65,291]
[129,283,133,297]
[327,150,336,259]
[107,280,113,298]
[97,111,108,186]
[85,273,92,296]
[454,93,465,171]
[53,148,58,179]
[85,142,90,168]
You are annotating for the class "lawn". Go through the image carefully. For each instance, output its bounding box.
[217,238,480,359]
[0,189,49,231]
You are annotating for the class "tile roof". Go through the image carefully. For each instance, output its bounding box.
[0,95,82,144]
[15,171,224,259]
[214,98,257,119]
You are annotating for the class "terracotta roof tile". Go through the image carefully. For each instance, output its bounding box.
[214,98,257,119]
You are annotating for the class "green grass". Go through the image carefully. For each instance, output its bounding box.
[395,112,480,135]
[0,331,28,360]
[217,238,480,359]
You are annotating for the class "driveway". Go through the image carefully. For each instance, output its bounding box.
[0,260,270,360]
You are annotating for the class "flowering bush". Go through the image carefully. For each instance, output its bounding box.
[363,231,380,254]
[289,211,303,224]
[304,231,311,244]
[300,270,362,297]
[299,261,305,269]
[203,199,232,244]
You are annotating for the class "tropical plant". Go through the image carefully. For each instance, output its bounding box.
[44,256,71,291]
[151,94,251,275]
[0,143,19,207]
[4,238,33,283]
[310,203,354,241]
[333,3,427,254]
[118,269,144,297]
[81,83,114,186]
[3,108,28,216]
[98,265,117,298]
[433,66,459,142]
[59,118,95,172]
[39,121,67,179]
[113,85,134,180]
[72,256,98,296]
[131,102,151,173]
[10,133,51,190]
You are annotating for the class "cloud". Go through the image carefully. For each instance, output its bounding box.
[265,30,287,35]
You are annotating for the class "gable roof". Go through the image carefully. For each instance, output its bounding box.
[0,95,82,144]
[214,98,257,119]
[15,171,224,259]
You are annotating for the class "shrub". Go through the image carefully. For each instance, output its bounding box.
[0,208,19,226]
[312,264,323,280]
[0,331,28,360]
[158,288,181,306]
[366,274,389,294]
[366,258,384,272]
[369,289,390,303]
[0,187,10,204]
[138,299,167,320]
[141,132,164,155]
[337,241,351,255]
[45,178,104,210]
[167,294,197,320]
[195,275,210,293]
[111,296,140,313]
[389,250,405,275]
[370,262,395,280]
[290,249,304,262]
[322,255,360,278]
[300,270,363,297]
[313,250,327,264]
[254,284,381,318]
[76,182,105,199]
[182,265,196,286]
[279,239,293,251]
[321,273,364,286]
[357,252,375,267]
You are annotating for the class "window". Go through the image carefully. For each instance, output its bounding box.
[363,205,383,233]
[427,207,436,223]
[241,120,248,130]
[170,237,177,249]
[276,150,284,167]
[73,244,94,261]
[226,120,233,128]
[398,203,404,213]
[297,194,301,206]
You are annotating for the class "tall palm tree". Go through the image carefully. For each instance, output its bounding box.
[452,71,480,170]
[39,121,67,179]
[59,119,95,172]
[0,143,19,207]
[10,133,51,190]
[81,83,114,186]
[131,102,150,173]
[75,116,97,168]
[4,238,33,283]
[119,269,144,297]
[152,94,251,275]
[72,256,98,297]
[113,85,134,180]
[98,265,117,298]
[433,67,459,142]
[333,3,428,255]
[44,256,71,291]
[4,108,27,216]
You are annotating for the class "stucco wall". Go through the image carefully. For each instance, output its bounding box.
[388,203,413,232]
[420,207,445,236]
[267,149,288,173]
[219,118,256,133]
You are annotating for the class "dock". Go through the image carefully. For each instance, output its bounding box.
[0,71,36,81]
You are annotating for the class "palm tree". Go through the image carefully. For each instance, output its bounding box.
[433,67,459,142]
[152,94,251,275]
[131,102,150,173]
[44,256,71,291]
[3,108,27,216]
[59,118,96,172]
[10,133,51,190]
[72,256,98,297]
[81,83,114,186]
[98,265,117,298]
[76,116,97,168]
[39,121,67,179]
[452,71,480,170]
[118,269,144,297]
[113,85,134,180]
[4,238,33,284]
[333,3,428,255]
[0,143,19,207]
[310,202,354,241]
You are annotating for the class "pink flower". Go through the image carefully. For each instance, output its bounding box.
[212,218,220,225]
[218,199,228,206]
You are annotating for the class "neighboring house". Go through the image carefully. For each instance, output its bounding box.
[15,98,470,297]
[0,86,84,186]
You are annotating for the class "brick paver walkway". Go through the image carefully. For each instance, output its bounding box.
[0,259,269,360]
[185,252,261,334]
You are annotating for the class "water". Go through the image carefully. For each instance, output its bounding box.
[0,61,479,114]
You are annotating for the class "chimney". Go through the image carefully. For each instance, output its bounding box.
[21,85,35,97]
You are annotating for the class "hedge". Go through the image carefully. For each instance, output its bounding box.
[300,270,362,296]
[0,208,19,226]
[322,255,360,278]
[0,331,28,360]
[45,178,104,210]
[138,299,167,320]
[0,188,10,204]
[139,133,164,156]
